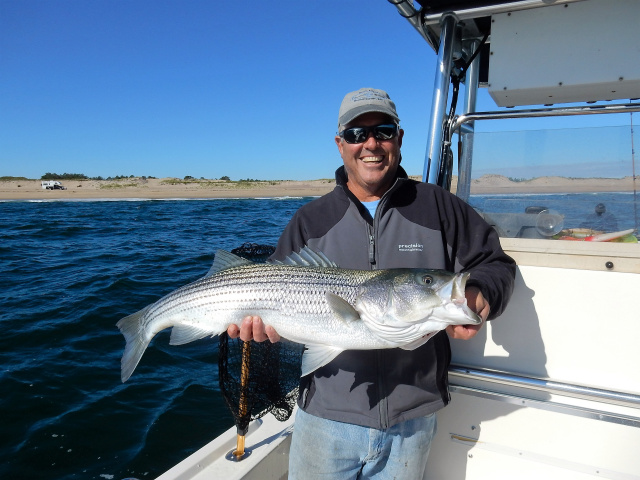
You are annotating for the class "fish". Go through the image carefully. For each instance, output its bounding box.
[116,247,481,382]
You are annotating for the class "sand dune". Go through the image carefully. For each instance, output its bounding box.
[0,175,636,200]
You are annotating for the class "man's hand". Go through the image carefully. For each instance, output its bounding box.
[446,286,489,340]
[227,315,281,343]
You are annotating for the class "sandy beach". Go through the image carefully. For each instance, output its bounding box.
[0,178,337,200]
[0,175,637,200]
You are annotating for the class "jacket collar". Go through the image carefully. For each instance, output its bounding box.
[334,165,410,222]
[334,165,409,191]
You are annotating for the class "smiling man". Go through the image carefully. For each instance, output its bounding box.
[335,90,404,201]
[228,87,516,479]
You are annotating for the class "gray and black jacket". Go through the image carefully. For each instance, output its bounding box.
[271,165,516,429]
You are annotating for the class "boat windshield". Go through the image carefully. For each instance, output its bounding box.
[456,114,639,242]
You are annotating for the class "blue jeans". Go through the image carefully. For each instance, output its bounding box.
[288,408,437,479]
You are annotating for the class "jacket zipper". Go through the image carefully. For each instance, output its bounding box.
[368,231,376,266]
[367,207,389,429]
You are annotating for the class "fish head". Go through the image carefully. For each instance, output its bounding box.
[355,269,482,346]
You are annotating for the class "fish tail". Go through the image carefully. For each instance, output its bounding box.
[116,306,153,383]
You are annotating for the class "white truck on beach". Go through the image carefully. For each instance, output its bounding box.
[41,180,66,190]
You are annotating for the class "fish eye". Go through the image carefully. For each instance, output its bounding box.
[421,275,433,285]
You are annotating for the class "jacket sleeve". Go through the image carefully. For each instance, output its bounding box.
[446,194,516,319]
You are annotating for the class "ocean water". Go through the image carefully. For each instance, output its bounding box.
[0,197,310,480]
[1,192,638,480]
[469,191,640,235]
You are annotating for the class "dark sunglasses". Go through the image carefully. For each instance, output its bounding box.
[339,124,399,144]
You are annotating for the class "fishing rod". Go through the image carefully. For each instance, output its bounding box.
[631,112,638,235]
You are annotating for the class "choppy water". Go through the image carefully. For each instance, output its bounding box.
[1,191,637,480]
[0,197,309,480]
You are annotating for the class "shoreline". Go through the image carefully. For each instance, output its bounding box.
[0,175,637,200]
[0,178,337,201]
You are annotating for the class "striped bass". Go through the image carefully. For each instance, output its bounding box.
[117,247,481,382]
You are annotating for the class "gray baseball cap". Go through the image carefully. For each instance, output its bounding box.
[338,88,400,128]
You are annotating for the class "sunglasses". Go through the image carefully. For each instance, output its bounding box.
[339,124,399,144]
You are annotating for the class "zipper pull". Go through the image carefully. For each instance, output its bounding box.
[369,233,376,265]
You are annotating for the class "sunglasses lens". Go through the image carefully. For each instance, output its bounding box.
[374,125,397,140]
[341,124,398,144]
[342,127,367,144]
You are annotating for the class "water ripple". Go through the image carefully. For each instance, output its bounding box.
[0,198,311,480]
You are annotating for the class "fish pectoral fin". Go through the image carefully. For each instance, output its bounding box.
[325,293,361,324]
[301,344,344,377]
[169,324,214,345]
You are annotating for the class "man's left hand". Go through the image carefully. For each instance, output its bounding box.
[446,286,489,340]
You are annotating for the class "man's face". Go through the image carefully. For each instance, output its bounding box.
[335,112,404,201]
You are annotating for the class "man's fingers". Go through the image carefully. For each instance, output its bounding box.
[227,316,280,343]
[265,325,281,343]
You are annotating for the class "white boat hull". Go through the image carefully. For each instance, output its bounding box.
[159,241,640,479]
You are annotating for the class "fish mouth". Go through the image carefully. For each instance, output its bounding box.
[438,272,482,325]
[451,272,469,303]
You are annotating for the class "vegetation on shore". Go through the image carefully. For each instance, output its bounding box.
[0,176,30,181]
[40,173,158,181]
[34,173,304,186]
[15,173,334,190]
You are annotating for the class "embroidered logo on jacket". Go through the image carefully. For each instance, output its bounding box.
[398,243,424,252]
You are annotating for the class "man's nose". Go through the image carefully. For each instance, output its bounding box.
[362,131,379,148]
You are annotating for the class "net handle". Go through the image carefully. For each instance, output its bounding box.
[232,340,252,459]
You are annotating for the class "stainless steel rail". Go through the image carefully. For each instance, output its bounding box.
[448,102,640,143]
[423,13,458,185]
[420,0,584,25]
[449,365,640,410]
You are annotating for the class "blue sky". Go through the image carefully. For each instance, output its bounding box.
[1,0,637,181]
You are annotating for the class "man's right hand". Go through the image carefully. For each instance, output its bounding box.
[227,315,281,343]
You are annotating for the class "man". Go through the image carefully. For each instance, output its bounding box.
[579,203,619,232]
[228,87,515,479]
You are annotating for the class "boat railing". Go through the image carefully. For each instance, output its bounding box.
[450,365,640,409]
[449,102,640,141]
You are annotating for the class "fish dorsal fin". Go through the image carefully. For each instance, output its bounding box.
[325,293,361,323]
[206,250,254,277]
[268,246,338,267]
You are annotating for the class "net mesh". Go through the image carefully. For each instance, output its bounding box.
[218,243,303,435]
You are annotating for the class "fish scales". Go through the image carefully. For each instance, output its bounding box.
[183,264,372,317]
[117,247,482,381]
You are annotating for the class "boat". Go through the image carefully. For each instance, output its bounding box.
[158,1,640,478]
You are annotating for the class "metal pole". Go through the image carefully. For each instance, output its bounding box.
[389,0,438,51]
[424,13,457,184]
[456,39,480,202]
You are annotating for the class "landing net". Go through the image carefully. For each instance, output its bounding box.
[218,243,303,435]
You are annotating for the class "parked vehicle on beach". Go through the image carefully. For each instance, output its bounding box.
[159,1,640,479]
[41,180,67,190]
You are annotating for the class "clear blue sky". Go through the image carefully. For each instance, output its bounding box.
[1,0,440,180]
[1,0,636,181]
